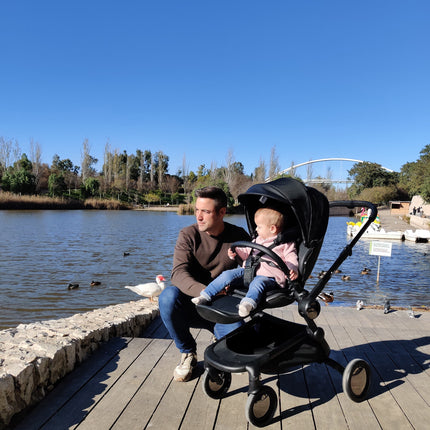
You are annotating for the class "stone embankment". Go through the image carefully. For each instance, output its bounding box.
[0,300,159,429]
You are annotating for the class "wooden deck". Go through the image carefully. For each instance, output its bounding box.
[14,306,430,430]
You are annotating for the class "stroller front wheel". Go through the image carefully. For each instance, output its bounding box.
[342,358,372,402]
[245,385,278,427]
[202,369,231,399]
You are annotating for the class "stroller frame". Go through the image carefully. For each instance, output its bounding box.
[196,178,376,427]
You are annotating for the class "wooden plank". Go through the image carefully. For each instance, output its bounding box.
[177,330,221,430]
[13,337,132,430]
[340,323,415,429]
[317,311,382,430]
[109,327,202,430]
[278,366,315,429]
[74,337,172,429]
[11,307,430,430]
[146,329,214,430]
[214,371,249,429]
[107,338,180,429]
[304,361,348,430]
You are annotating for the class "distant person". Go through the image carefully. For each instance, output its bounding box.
[413,206,417,215]
[159,186,250,382]
[192,207,299,317]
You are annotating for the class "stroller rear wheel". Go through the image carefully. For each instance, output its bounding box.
[245,385,278,427]
[202,369,231,399]
[342,358,372,402]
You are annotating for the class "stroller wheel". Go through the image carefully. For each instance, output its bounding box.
[245,385,278,427]
[202,369,231,399]
[342,358,372,402]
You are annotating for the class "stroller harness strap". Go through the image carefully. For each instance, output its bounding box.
[242,238,285,288]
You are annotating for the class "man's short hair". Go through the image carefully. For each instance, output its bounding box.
[195,187,227,210]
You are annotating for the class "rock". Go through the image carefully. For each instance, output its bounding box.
[0,300,159,428]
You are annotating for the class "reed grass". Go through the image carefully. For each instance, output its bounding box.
[177,203,195,215]
[0,192,129,210]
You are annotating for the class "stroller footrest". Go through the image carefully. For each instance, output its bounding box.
[196,295,243,324]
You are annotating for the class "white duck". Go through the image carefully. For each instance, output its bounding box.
[125,275,166,301]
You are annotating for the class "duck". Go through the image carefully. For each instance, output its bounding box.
[384,300,391,314]
[356,299,364,310]
[68,283,79,290]
[334,269,342,274]
[125,275,166,301]
[341,275,351,281]
[318,291,334,305]
[123,252,130,257]
[361,267,371,275]
[318,271,327,279]
[90,281,101,286]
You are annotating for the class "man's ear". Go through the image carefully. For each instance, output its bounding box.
[218,207,227,217]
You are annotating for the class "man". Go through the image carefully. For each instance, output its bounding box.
[159,186,250,382]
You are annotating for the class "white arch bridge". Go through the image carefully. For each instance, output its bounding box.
[266,157,394,186]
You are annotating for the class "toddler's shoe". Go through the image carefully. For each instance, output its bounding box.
[238,301,254,317]
[191,296,209,305]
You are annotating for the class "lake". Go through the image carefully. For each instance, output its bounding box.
[1,210,429,329]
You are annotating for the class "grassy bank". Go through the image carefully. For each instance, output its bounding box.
[0,192,129,210]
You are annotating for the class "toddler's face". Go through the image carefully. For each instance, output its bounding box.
[255,213,276,239]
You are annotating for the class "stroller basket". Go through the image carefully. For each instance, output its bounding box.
[196,177,375,427]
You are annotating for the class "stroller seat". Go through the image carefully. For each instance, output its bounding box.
[195,177,376,427]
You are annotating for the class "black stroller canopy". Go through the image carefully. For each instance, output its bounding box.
[238,177,329,248]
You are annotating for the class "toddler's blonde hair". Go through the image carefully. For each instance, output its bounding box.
[255,207,284,230]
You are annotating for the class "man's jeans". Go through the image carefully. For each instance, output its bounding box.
[159,285,243,353]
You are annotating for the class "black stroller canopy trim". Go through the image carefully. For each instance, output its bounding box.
[238,177,329,248]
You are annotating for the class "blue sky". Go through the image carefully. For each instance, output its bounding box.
[1,1,429,180]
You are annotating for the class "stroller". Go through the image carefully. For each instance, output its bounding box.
[196,177,376,427]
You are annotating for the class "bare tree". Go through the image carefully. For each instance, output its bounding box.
[150,152,155,187]
[30,139,43,191]
[126,154,133,191]
[306,160,313,183]
[289,161,296,178]
[81,139,97,182]
[210,160,218,181]
[253,157,266,183]
[103,141,113,191]
[0,137,20,171]
[223,149,235,188]
[268,146,280,179]
[138,150,145,192]
[156,151,168,189]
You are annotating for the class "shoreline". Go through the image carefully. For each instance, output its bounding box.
[0,300,159,428]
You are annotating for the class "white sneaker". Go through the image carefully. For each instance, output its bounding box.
[191,296,209,305]
[238,302,254,317]
[173,352,197,382]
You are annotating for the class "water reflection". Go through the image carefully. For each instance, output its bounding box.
[0,211,428,329]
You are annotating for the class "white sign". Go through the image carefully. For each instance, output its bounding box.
[369,241,392,257]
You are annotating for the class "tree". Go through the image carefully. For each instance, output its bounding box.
[81,139,98,182]
[358,186,398,206]
[48,173,67,196]
[1,154,36,194]
[51,155,80,194]
[81,177,100,198]
[399,144,430,202]
[30,139,43,191]
[348,161,399,198]
[253,157,266,183]
[268,146,280,179]
[155,151,169,188]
